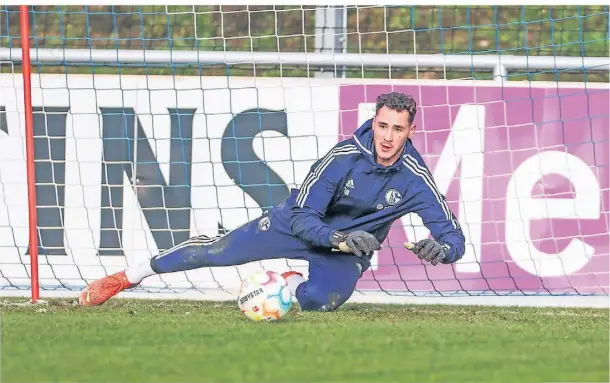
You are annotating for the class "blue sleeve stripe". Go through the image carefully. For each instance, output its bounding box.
[402,154,458,230]
[296,145,360,208]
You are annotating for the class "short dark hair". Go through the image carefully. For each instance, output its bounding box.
[375,92,417,124]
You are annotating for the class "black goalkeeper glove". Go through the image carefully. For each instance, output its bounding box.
[331,230,381,259]
[410,239,449,266]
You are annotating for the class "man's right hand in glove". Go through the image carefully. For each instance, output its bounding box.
[330,230,381,259]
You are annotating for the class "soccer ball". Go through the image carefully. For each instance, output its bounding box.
[238,270,293,322]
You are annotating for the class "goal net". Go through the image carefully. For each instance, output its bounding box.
[0,5,608,306]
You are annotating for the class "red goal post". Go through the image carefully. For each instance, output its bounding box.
[19,5,39,303]
[5,5,609,307]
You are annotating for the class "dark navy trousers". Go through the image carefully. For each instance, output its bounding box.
[150,207,368,311]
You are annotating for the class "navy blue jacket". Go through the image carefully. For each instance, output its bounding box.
[285,118,465,264]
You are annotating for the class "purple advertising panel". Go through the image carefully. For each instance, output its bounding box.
[340,83,609,296]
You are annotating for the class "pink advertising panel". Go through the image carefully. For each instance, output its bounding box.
[340,83,609,296]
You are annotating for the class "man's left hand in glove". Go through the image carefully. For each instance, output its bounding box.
[408,239,450,266]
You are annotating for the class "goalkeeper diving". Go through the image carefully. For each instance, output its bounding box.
[79,92,465,311]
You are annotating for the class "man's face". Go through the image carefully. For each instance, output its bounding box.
[372,105,416,166]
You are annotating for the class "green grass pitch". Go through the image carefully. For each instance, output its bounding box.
[1,298,608,382]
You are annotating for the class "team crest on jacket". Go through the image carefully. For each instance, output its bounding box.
[385,189,402,206]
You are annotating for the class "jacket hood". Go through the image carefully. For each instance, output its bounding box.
[352,118,410,173]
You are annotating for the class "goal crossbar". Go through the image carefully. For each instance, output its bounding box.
[1,47,609,72]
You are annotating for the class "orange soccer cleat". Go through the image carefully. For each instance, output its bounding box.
[78,271,136,306]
